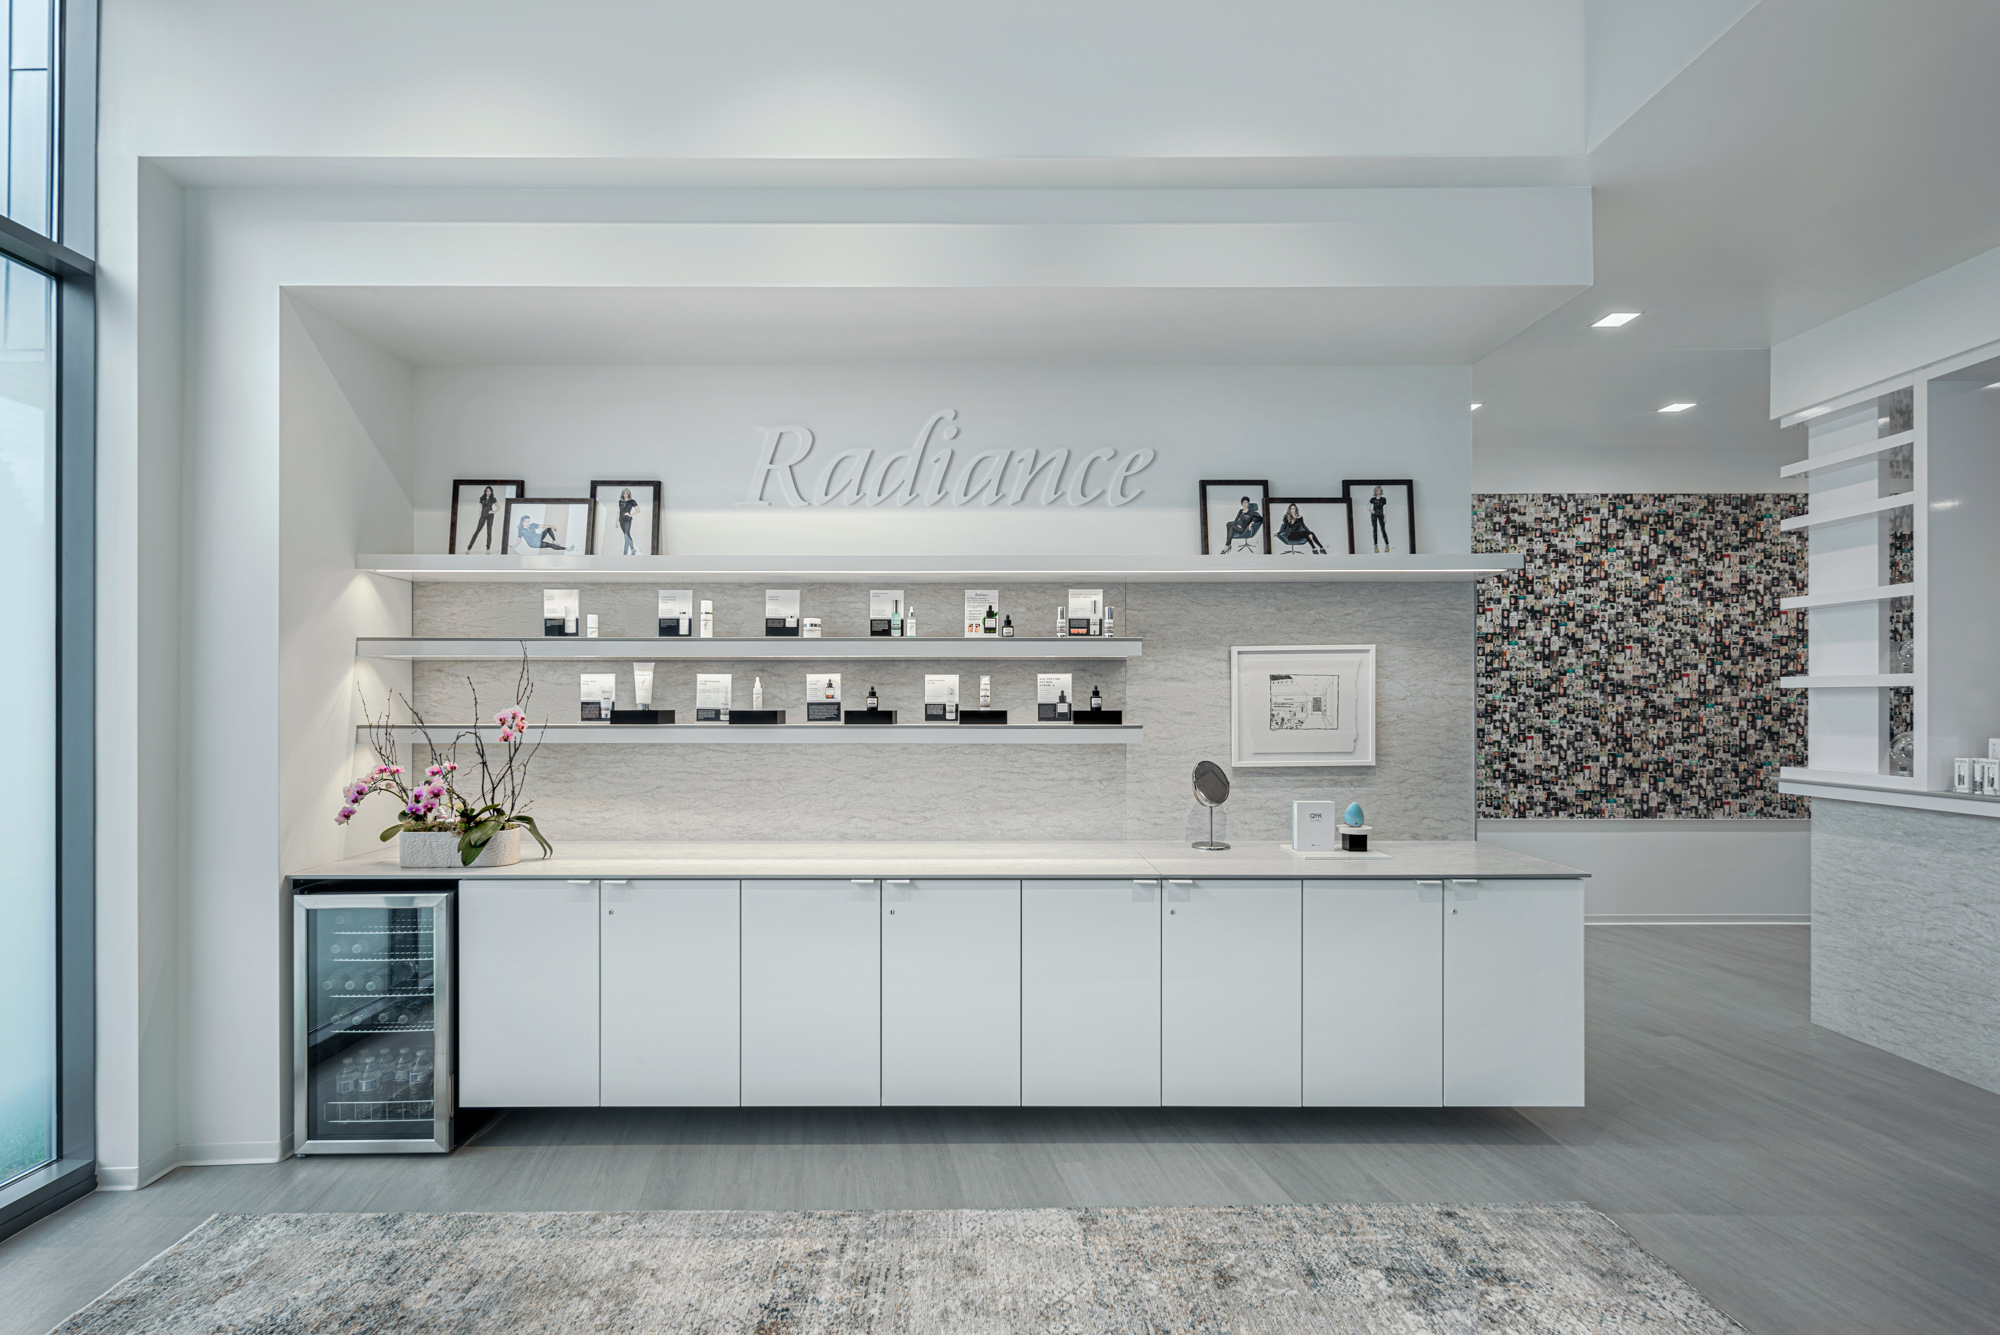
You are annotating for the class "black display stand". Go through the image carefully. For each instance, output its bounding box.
[843,709,898,724]
[805,702,841,722]
[765,619,800,637]
[543,621,578,637]
[957,709,1008,725]
[1072,710,1125,725]
[608,709,671,725]
[726,709,786,725]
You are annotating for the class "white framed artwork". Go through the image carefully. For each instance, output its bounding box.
[1229,644,1376,767]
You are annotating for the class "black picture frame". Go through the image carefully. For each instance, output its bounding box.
[589,479,663,557]
[1269,496,1351,555]
[1342,479,1417,555]
[1199,479,1272,555]
[502,497,595,555]
[448,478,525,555]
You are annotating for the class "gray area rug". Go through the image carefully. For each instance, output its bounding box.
[51,1205,1745,1333]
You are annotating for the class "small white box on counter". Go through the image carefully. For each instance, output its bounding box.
[1954,758,1974,793]
[1292,801,1340,852]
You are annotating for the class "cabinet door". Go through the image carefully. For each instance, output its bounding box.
[458,879,600,1107]
[882,879,1020,1105]
[1444,878,1585,1107]
[1162,878,1302,1106]
[1022,879,1161,1106]
[601,879,740,1107]
[1303,880,1443,1106]
[741,879,881,1106]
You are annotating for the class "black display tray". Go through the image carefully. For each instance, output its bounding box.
[1072,710,1124,724]
[609,709,672,725]
[843,709,898,724]
[726,710,786,725]
[958,709,1008,725]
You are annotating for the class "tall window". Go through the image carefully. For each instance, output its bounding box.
[0,0,89,1230]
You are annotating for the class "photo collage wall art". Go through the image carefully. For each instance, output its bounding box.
[449,478,663,556]
[1198,479,1415,555]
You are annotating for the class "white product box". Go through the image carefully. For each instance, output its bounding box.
[1954,757,1973,793]
[963,589,1000,637]
[869,589,905,636]
[924,673,960,721]
[579,672,616,722]
[1982,758,2000,797]
[1067,588,1104,618]
[657,589,693,637]
[1036,672,1073,721]
[1292,800,1340,852]
[543,588,580,636]
[695,673,731,722]
[765,589,801,635]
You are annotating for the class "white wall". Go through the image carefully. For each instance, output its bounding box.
[412,364,1474,556]
[1584,0,1760,150]
[1478,819,1810,923]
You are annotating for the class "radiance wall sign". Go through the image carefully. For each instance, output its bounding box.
[740,409,1156,508]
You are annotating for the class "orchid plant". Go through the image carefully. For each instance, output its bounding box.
[338,653,553,865]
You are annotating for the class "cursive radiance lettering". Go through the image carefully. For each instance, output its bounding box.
[739,411,1154,508]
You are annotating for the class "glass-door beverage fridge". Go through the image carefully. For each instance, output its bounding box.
[293,888,455,1154]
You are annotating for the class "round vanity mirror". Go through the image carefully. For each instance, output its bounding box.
[1191,761,1231,851]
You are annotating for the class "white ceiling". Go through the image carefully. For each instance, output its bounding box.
[287,285,1577,367]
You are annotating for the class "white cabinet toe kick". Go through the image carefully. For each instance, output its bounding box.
[452,872,1585,1110]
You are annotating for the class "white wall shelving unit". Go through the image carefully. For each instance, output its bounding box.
[358,636,1143,661]
[1778,343,2000,801]
[367,723,1143,746]
[355,553,1523,584]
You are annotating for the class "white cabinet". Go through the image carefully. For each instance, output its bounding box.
[1303,880,1443,1106]
[458,879,601,1107]
[1022,878,1161,1105]
[882,879,1020,1105]
[741,879,881,1106]
[1161,878,1302,1106]
[600,879,740,1107]
[1444,878,1585,1107]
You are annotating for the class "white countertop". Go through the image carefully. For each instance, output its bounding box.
[288,839,1586,882]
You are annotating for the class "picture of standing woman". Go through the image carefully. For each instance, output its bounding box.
[590,480,662,556]
[1339,479,1417,555]
[448,478,524,554]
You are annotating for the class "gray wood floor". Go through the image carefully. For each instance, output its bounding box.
[5,926,1998,1335]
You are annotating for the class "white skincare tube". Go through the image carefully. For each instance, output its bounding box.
[753,676,764,709]
[586,613,599,638]
[633,662,654,708]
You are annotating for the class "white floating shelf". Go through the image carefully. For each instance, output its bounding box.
[1777,429,1915,478]
[1778,673,1914,689]
[1779,773,2000,819]
[355,553,1523,585]
[367,723,1142,746]
[1779,766,1918,789]
[1780,584,1915,611]
[1778,493,1915,532]
[359,636,1142,661]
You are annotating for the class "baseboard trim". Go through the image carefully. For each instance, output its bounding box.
[97,1143,183,1191]
[1588,914,1811,926]
[177,1140,287,1167]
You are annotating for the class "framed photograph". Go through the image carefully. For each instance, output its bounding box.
[502,497,594,555]
[590,479,662,557]
[1269,496,1350,556]
[1229,644,1376,767]
[1199,479,1271,555]
[1342,479,1417,555]
[448,479,524,555]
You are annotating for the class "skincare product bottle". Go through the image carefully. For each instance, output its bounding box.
[699,600,714,638]
[1056,605,1066,636]
[565,611,579,635]
[979,675,991,707]
[633,663,655,708]
[890,599,902,637]
[752,676,763,709]
[586,614,599,639]
[904,604,917,637]
[1090,685,1102,711]
[1105,607,1116,638]
[866,685,880,711]
[1055,689,1071,719]
[1090,616,1101,636]
[983,605,997,634]
[1000,615,1014,638]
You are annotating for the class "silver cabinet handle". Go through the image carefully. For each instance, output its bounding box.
[602,879,628,885]
[1449,879,1480,886]
[567,880,592,885]
[884,879,913,885]
[1133,879,1158,885]
[1416,880,1443,888]
[1167,879,1194,885]
[850,879,876,884]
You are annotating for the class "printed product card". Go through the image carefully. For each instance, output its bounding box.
[695,673,732,722]
[1036,672,1072,722]
[963,590,1000,637]
[806,672,842,722]
[657,590,693,637]
[1067,589,1104,619]
[579,672,617,722]
[765,589,801,636]
[543,588,580,637]
[1291,800,1339,852]
[924,674,960,721]
[869,589,904,637]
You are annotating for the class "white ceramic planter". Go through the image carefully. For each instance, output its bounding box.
[398,826,522,869]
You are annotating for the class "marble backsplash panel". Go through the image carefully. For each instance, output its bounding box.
[399,579,1474,845]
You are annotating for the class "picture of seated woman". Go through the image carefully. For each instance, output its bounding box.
[1276,503,1329,555]
[514,514,541,551]
[1221,496,1265,554]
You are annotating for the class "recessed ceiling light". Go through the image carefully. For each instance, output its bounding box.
[1593,312,1642,328]
[1658,402,1696,413]
[1469,402,1483,411]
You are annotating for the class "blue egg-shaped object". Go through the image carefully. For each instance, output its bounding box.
[1343,801,1365,827]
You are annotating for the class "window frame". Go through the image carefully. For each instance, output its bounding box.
[0,0,94,1241]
